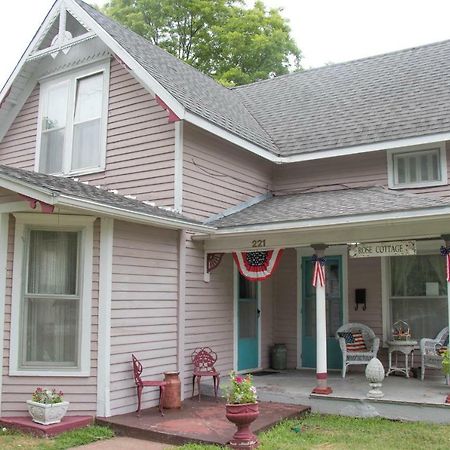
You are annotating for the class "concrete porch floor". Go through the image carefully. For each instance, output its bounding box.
[97,397,309,446]
[248,370,450,423]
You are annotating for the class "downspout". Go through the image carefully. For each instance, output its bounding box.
[177,229,187,400]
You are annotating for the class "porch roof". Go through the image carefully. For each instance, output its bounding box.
[208,187,450,229]
[0,165,212,231]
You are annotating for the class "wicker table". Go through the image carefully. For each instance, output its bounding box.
[386,340,418,378]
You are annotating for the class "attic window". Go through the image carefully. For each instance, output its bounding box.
[387,144,447,189]
[37,62,109,176]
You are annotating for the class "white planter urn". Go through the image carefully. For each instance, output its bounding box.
[365,357,385,399]
[26,400,70,425]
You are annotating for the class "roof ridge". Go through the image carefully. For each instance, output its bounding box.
[233,38,450,90]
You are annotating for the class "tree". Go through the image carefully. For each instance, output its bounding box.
[102,0,301,85]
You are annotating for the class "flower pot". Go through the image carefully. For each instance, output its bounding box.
[225,402,259,449]
[26,400,69,425]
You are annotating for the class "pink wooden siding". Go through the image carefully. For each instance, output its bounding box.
[0,86,39,170]
[79,60,175,207]
[1,217,100,416]
[0,59,176,208]
[182,124,272,220]
[272,249,298,369]
[109,221,179,415]
[183,242,234,396]
[273,151,389,195]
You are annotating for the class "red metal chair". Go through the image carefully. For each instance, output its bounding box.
[191,347,220,401]
[132,354,167,416]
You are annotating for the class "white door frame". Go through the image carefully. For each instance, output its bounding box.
[296,245,349,369]
[233,265,262,373]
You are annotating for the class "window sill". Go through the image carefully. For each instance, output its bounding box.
[9,368,91,377]
[388,180,447,189]
[38,167,106,178]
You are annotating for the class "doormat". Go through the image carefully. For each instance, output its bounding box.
[248,370,280,376]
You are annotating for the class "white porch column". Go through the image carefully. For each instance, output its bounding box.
[311,244,332,395]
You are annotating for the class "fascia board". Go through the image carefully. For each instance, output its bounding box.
[0,0,61,100]
[58,194,215,232]
[194,206,450,239]
[67,0,186,120]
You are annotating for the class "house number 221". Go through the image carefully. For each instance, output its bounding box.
[251,239,266,248]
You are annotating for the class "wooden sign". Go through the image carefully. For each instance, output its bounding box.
[349,240,416,258]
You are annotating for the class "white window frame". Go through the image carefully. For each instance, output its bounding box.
[35,61,110,177]
[387,143,447,189]
[381,239,446,345]
[9,214,96,377]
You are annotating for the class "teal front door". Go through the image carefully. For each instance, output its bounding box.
[301,256,343,369]
[237,274,260,371]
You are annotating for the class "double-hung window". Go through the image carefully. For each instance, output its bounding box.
[388,144,447,188]
[10,215,94,376]
[38,63,109,176]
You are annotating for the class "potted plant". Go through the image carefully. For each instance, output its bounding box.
[27,388,69,425]
[442,349,450,403]
[225,372,259,449]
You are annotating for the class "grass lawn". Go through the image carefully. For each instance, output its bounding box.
[180,413,450,450]
[0,424,114,449]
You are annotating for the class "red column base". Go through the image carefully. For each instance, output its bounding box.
[312,386,333,395]
[445,394,450,404]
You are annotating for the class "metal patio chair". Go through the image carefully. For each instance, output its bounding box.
[131,354,167,416]
[420,327,449,381]
[336,323,380,378]
[191,347,220,401]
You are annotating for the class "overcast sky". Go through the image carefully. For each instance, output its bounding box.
[2,0,450,88]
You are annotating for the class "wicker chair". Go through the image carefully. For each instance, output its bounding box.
[419,327,449,381]
[336,323,380,378]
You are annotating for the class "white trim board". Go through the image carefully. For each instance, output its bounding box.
[97,217,113,416]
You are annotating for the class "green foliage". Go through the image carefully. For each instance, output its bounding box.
[180,414,450,450]
[102,0,301,85]
[442,348,450,375]
[225,372,258,404]
[31,387,64,404]
[0,425,114,450]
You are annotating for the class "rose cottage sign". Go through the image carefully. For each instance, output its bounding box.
[349,241,416,258]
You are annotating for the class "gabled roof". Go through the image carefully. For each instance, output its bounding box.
[209,187,450,229]
[0,166,211,231]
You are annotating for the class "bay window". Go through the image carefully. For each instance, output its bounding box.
[38,62,109,176]
[389,254,448,341]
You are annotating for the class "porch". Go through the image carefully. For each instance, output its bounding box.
[250,370,450,424]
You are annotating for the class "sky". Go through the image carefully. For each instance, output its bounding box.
[2,0,450,88]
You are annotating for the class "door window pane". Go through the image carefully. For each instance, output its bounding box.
[239,275,258,299]
[239,299,257,339]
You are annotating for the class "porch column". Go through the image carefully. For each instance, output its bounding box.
[311,244,332,395]
[443,235,450,403]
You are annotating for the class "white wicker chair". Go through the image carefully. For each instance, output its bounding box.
[419,327,449,381]
[336,323,380,378]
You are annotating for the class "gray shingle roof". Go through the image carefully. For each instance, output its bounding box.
[75,1,450,158]
[235,41,450,156]
[209,187,450,228]
[74,0,278,155]
[0,165,201,225]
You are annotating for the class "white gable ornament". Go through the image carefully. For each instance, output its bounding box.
[349,240,416,258]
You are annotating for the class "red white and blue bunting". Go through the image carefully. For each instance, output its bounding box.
[232,249,284,281]
[312,254,326,287]
[440,246,450,282]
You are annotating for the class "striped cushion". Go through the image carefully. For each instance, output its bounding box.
[339,331,367,352]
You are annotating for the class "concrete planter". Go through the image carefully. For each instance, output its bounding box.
[225,402,259,449]
[26,400,70,425]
